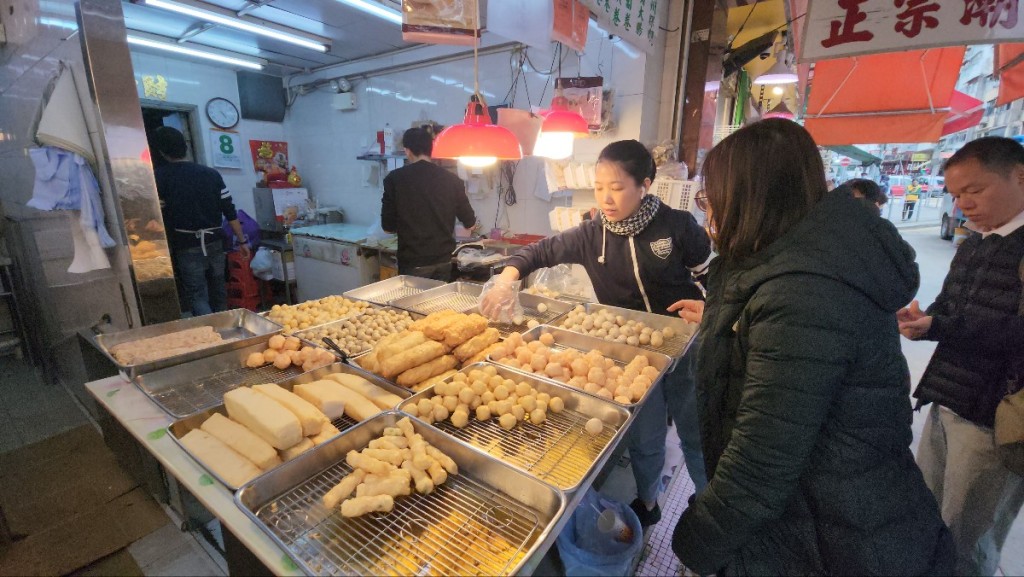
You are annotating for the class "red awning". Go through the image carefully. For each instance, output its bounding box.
[941,90,985,137]
[804,47,966,145]
[996,44,1024,107]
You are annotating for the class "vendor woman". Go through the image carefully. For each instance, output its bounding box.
[481,140,713,527]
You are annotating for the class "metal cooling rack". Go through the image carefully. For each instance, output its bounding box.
[147,362,303,418]
[343,276,446,306]
[430,409,615,491]
[554,303,698,358]
[254,462,539,576]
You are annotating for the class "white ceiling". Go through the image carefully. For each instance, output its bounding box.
[122,0,414,75]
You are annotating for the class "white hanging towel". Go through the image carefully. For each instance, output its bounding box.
[36,67,96,165]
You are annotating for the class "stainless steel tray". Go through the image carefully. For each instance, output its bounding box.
[235,412,564,576]
[343,275,446,306]
[488,326,673,409]
[555,302,699,358]
[168,363,411,490]
[397,363,630,493]
[294,307,423,360]
[93,309,283,379]
[390,282,572,338]
[133,339,306,418]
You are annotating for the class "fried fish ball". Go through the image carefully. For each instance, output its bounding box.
[539,332,555,346]
[529,409,546,425]
[458,387,476,404]
[544,363,563,378]
[433,404,450,422]
[650,332,665,347]
[475,405,492,421]
[615,396,632,404]
[273,352,293,370]
[519,395,537,412]
[483,365,498,377]
[585,417,603,435]
[548,396,565,413]
[663,326,676,338]
[405,403,420,418]
[493,385,509,401]
[245,352,266,368]
[511,405,525,422]
[263,348,279,362]
[514,381,532,397]
[284,336,302,351]
[536,392,551,404]
[451,410,469,428]
[417,399,434,417]
[470,380,487,396]
[268,335,286,350]
[596,388,613,400]
[481,391,496,404]
[499,413,517,430]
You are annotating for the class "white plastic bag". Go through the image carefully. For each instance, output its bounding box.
[366,216,395,245]
[250,246,274,281]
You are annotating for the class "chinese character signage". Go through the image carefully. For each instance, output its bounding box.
[581,0,662,54]
[802,0,1024,62]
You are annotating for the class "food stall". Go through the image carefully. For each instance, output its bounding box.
[84,276,698,575]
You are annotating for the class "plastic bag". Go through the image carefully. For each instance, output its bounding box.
[526,264,587,298]
[478,277,523,324]
[556,490,643,576]
[250,246,274,281]
[651,140,688,181]
[222,209,260,251]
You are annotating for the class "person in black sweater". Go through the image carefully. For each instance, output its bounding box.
[153,127,249,316]
[900,136,1024,576]
[381,127,478,281]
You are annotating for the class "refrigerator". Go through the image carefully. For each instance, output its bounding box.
[291,224,379,301]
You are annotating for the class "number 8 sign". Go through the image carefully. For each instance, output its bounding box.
[210,129,242,169]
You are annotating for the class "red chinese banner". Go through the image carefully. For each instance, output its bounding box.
[801,0,1024,62]
[996,43,1024,105]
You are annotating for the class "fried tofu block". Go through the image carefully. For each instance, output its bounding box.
[253,383,326,437]
[223,387,303,450]
[180,429,262,487]
[200,412,281,471]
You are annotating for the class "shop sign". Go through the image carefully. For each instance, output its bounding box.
[801,0,1024,62]
[581,0,662,54]
[211,130,242,169]
[911,152,932,161]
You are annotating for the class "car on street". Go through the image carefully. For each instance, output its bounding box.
[939,191,966,240]
[888,175,914,197]
[922,175,945,197]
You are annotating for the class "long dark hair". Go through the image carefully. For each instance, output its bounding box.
[701,119,827,260]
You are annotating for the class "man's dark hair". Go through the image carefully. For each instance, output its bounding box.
[403,127,433,157]
[845,178,887,206]
[944,136,1024,177]
[153,126,188,160]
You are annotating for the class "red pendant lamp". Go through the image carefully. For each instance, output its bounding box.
[431,1,522,167]
[535,44,589,159]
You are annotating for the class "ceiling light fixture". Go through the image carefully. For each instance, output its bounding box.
[332,0,403,26]
[763,100,795,120]
[432,1,522,167]
[534,45,589,160]
[143,0,329,52]
[752,52,798,85]
[127,34,266,70]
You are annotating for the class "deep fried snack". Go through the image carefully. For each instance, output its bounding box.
[465,342,504,366]
[442,314,489,348]
[322,469,366,509]
[380,340,448,379]
[396,354,458,387]
[452,327,500,361]
[341,494,393,517]
[376,331,428,362]
[421,313,466,341]
[414,369,459,392]
[409,310,457,332]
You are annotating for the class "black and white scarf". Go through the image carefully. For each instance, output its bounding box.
[601,193,661,236]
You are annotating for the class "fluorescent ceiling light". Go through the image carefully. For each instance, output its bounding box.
[143,0,329,52]
[127,34,265,70]
[333,0,403,25]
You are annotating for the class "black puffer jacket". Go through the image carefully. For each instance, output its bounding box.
[673,190,954,576]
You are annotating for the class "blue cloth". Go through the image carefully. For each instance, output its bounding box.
[625,346,707,503]
[175,242,227,316]
[29,146,115,247]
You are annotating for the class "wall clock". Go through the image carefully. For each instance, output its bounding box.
[206,97,240,129]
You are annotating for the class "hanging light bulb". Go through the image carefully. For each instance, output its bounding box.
[535,45,589,160]
[535,96,589,159]
[431,1,522,166]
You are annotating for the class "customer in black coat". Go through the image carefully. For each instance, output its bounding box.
[671,119,954,575]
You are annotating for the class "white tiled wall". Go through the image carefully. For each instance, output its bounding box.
[282,16,669,235]
[128,52,287,218]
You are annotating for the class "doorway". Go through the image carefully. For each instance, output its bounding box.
[139,102,205,314]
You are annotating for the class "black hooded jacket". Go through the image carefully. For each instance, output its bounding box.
[504,201,711,316]
[673,189,954,575]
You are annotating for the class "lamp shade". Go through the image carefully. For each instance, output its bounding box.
[541,96,589,134]
[763,101,795,120]
[752,56,798,85]
[432,101,523,166]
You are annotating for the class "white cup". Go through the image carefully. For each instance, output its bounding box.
[597,508,627,535]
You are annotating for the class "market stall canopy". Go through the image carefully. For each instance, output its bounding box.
[996,43,1024,106]
[825,145,880,166]
[804,47,966,146]
[941,90,985,137]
